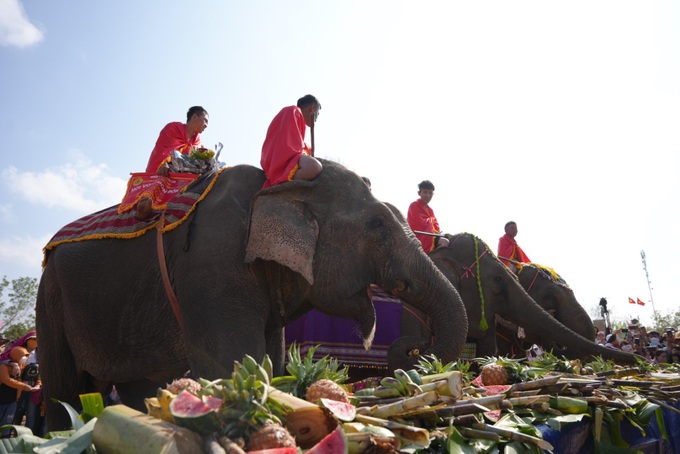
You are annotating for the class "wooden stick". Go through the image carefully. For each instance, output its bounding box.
[310,121,315,156]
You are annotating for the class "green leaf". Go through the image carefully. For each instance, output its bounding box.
[446,426,478,454]
[0,425,50,452]
[52,398,84,430]
[80,392,105,422]
[34,417,97,454]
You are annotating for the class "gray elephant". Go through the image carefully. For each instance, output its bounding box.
[390,232,638,368]
[36,160,468,430]
[494,263,596,356]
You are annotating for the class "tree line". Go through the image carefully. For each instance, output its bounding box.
[0,275,38,341]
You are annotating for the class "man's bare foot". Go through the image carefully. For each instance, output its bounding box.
[135,197,152,220]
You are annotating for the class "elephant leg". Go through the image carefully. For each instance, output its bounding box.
[115,379,163,412]
[266,327,285,376]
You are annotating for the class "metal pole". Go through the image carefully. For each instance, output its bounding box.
[640,250,659,328]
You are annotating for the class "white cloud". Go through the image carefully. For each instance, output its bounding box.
[0,0,44,48]
[1,150,127,213]
[0,233,48,271]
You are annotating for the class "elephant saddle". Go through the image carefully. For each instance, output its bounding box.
[42,167,228,266]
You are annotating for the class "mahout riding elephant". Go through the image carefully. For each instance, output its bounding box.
[36,160,468,429]
[389,232,638,369]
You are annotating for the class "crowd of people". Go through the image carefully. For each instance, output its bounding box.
[0,330,43,437]
[597,323,680,364]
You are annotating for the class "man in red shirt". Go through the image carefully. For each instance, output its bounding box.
[407,180,449,252]
[260,95,322,189]
[497,221,531,272]
[136,106,209,219]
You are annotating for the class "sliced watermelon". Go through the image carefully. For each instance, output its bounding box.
[169,390,221,435]
[246,448,300,454]
[306,427,347,454]
[203,394,223,410]
[319,398,356,422]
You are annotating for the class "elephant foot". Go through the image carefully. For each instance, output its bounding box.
[135,197,152,220]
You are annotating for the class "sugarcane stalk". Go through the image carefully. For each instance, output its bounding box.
[529,402,549,412]
[419,372,463,397]
[266,386,337,448]
[471,423,553,451]
[508,376,560,392]
[509,389,542,398]
[204,435,228,454]
[611,379,657,387]
[420,370,456,384]
[92,405,204,454]
[539,383,570,394]
[435,403,490,418]
[346,432,401,454]
[506,395,551,407]
[458,427,501,442]
[355,396,404,407]
[354,414,430,448]
[454,394,505,408]
[647,397,680,415]
[451,414,480,426]
[216,436,246,454]
[371,391,440,419]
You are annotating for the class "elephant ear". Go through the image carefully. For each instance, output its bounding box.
[245,188,319,285]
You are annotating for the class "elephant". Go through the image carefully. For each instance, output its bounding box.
[493,263,596,356]
[389,232,638,369]
[36,160,468,430]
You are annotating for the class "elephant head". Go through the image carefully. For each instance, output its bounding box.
[244,160,468,367]
[514,263,596,349]
[392,232,639,365]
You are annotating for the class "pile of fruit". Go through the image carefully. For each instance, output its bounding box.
[99,348,680,452]
[189,147,216,161]
[44,346,680,453]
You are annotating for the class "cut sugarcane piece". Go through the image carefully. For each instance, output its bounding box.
[266,386,337,448]
[371,391,440,419]
[354,414,430,448]
[92,405,203,454]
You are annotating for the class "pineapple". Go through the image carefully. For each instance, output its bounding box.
[271,343,349,398]
[166,377,202,395]
[416,354,474,381]
[305,378,349,403]
[247,420,296,451]
[481,363,510,386]
[198,355,287,442]
[476,356,534,385]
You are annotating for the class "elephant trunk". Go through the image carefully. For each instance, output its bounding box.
[506,300,639,364]
[390,266,468,370]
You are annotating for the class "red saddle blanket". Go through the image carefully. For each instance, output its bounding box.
[43,167,227,265]
[118,172,200,214]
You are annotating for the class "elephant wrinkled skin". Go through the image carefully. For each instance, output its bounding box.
[37,160,468,430]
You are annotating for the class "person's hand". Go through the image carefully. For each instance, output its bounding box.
[30,385,41,392]
[157,163,170,177]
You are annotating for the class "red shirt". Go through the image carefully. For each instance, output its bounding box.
[497,234,531,265]
[146,122,202,173]
[407,200,441,252]
[260,106,310,189]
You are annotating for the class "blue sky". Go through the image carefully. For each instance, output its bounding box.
[1,0,678,328]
